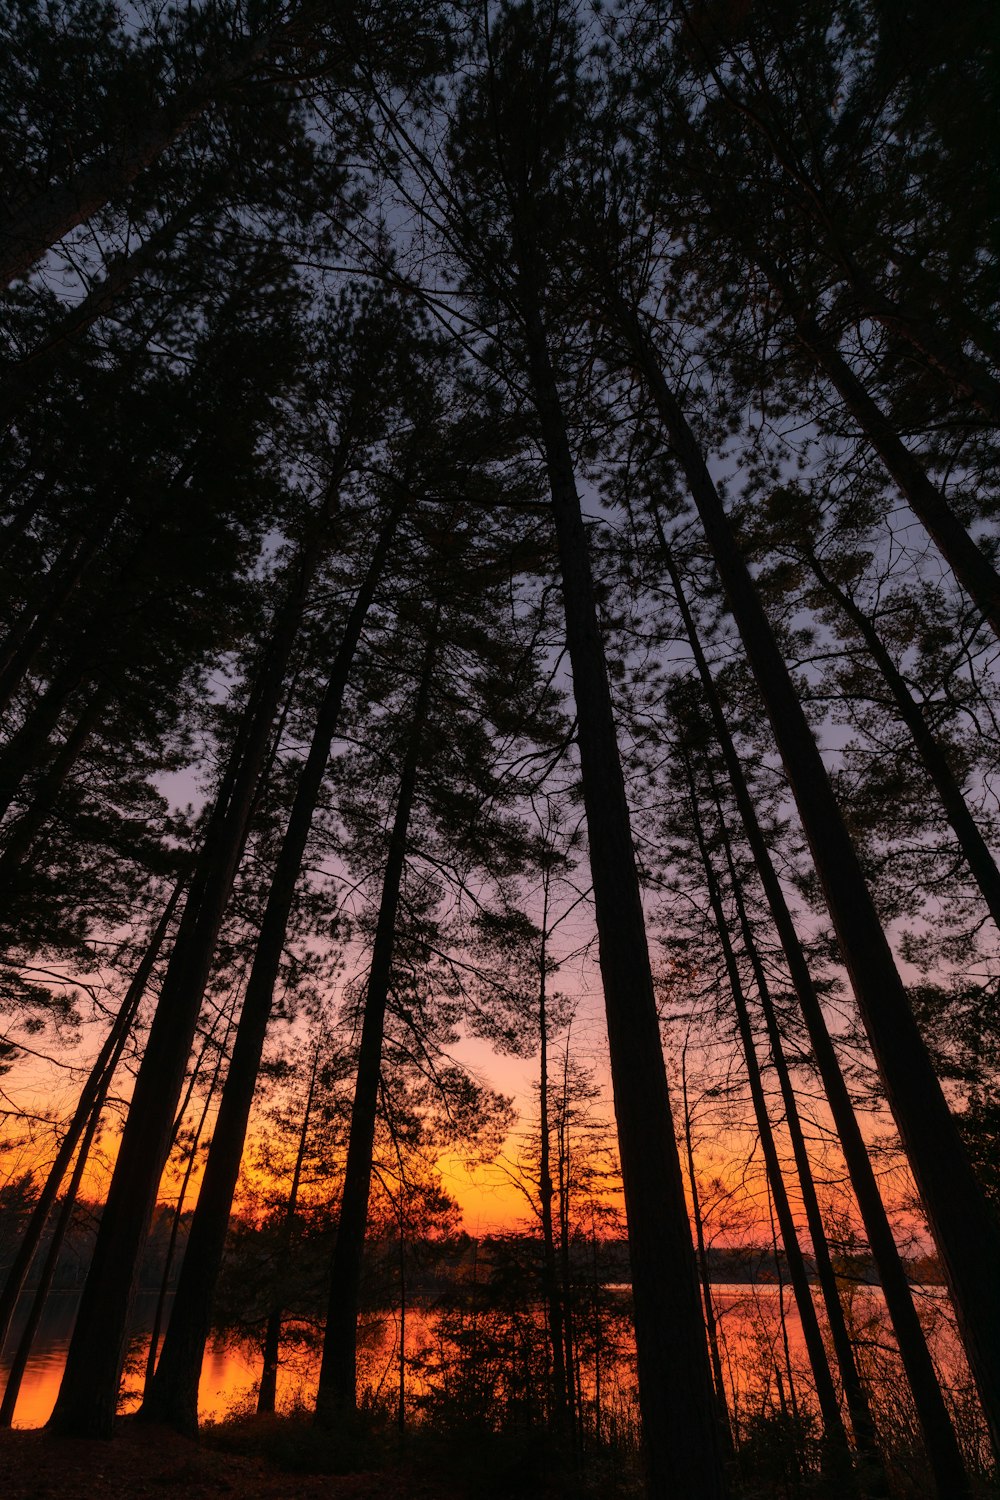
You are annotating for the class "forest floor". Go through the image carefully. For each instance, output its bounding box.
[0,1421,467,1500]
[0,1415,626,1499]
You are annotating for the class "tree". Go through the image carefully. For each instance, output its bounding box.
[47,488,347,1438]
[0,0,446,287]
[416,9,728,1492]
[597,283,1000,1465]
[141,286,442,1433]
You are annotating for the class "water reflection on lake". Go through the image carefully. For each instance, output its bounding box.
[0,1291,260,1428]
[0,1283,957,1431]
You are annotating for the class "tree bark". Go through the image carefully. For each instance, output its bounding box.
[141,996,239,1404]
[517,274,727,1498]
[537,881,570,1431]
[0,208,199,428]
[663,530,970,1493]
[757,257,1000,639]
[314,628,435,1419]
[257,1044,321,1417]
[681,743,854,1476]
[803,546,1000,932]
[0,13,323,288]
[626,337,995,1476]
[680,1047,733,1454]
[704,758,889,1493]
[47,526,326,1440]
[0,1047,107,1427]
[0,878,183,1353]
[0,683,110,899]
[143,504,399,1432]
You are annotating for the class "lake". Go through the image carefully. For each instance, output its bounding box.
[0,1282,962,1432]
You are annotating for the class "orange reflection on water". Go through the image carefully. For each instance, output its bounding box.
[2,1285,966,1435]
[4,1336,263,1430]
[0,1295,261,1429]
[0,1294,441,1429]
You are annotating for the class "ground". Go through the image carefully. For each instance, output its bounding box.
[0,1423,451,1500]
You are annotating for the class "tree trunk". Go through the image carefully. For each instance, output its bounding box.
[759,258,1000,638]
[517,273,727,1499]
[804,546,1000,932]
[680,1047,734,1454]
[47,527,326,1440]
[681,743,854,1479]
[141,995,240,1403]
[378,1080,411,1437]
[0,1051,107,1427]
[0,683,110,898]
[646,455,975,1495]
[258,1044,321,1417]
[0,878,182,1353]
[314,629,435,1419]
[142,504,399,1432]
[1,209,199,427]
[0,903,188,1425]
[555,1044,580,1448]
[590,1221,602,1446]
[0,12,324,288]
[617,297,1000,1464]
[708,82,1000,422]
[765,1188,804,1489]
[537,882,570,1431]
[0,648,95,822]
[397,1210,406,1434]
[848,278,1000,425]
[705,760,889,1493]
[0,481,184,821]
[0,515,116,714]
